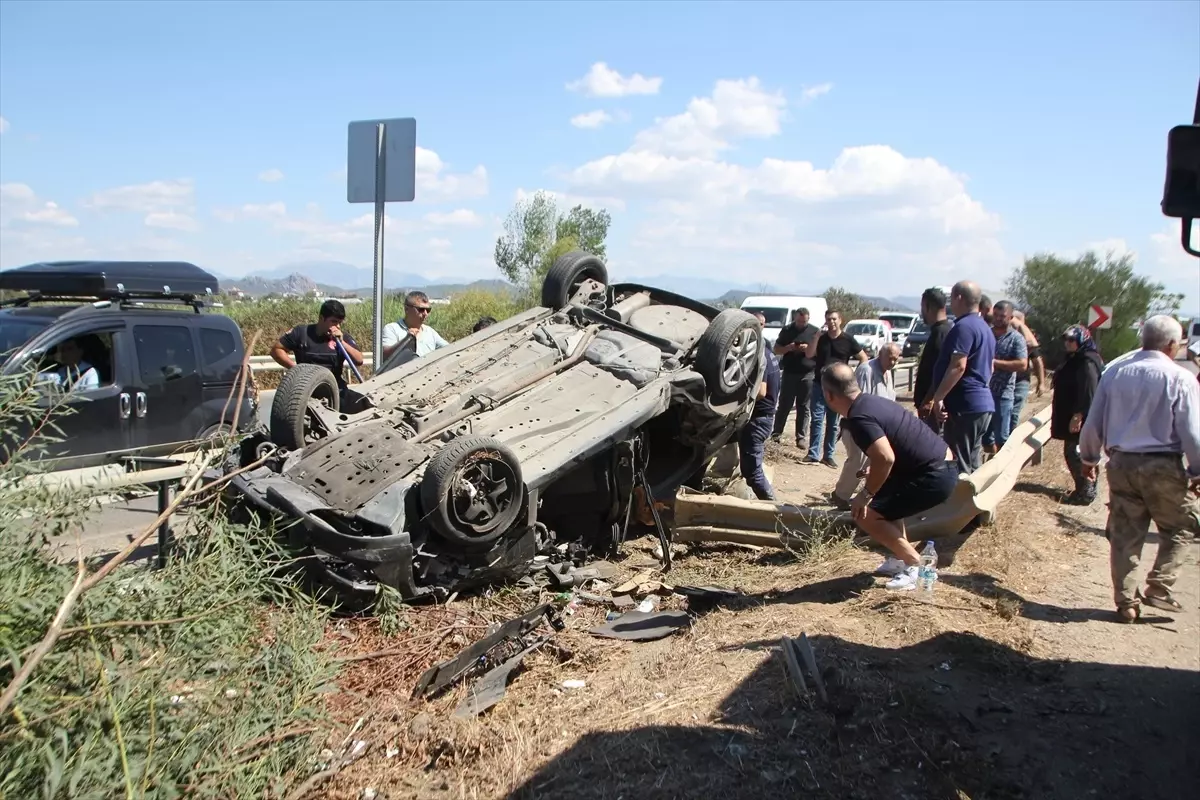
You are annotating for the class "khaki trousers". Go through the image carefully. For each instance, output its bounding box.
[1104,451,1198,609]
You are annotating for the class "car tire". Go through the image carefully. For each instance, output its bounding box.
[270,364,340,451]
[541,250,608,309]
[695,309,762,403]
[198,422,234,442]
[420,435,525,549]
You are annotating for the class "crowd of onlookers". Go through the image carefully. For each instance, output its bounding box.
[756,281,1199,616]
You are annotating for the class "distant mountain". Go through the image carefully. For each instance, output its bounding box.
[348,279,517,299]
[246,261,456,292]
[214,262,919,310]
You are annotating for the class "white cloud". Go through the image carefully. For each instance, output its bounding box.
[83,179,194,213]
[0,116,9,134]
[257,168,285,183]
[556,76,1006,291]
[323,147,487,203]
[801,82,833,102]
[570,110,615,129]
[0,184,86,266]
[415,147,488,202]
[629,78,786,159]
[1149,219,1199,303]
[213,201,288,223]
[0,183,79,227]
[567,62,663,98]
[1080,237,1136,261]
[144,211,199,232]
[513,187,628,214]
[423,209,484,227]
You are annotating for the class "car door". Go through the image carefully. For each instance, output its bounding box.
[127,321,205,457]
[6,322,135,471]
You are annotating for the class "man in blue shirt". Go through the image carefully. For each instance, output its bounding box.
[923,280,996,473]
[740,313,782,500]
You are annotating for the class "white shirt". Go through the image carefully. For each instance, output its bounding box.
[380,322,449,357]
[855,358,896,401]
[1079,349,1200,478]
[37,361,100,392]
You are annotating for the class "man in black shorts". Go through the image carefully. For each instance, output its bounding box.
[820,362,959,590]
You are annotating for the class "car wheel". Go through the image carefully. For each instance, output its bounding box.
[695,309,762,403]
[198,422,234,442]
[270,364,340,451]
[420,435,525,549]
[541,250,608,309]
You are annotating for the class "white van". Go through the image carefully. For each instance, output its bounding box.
[739,295,828,345]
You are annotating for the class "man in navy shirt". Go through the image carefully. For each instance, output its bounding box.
[740,313,781,500]
[923,281,996,473]
[822,362,958,590]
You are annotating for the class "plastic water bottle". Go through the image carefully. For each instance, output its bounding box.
[918,541,938,595]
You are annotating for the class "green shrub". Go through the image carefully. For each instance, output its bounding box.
[223,289,527,356]
[0,367,334,798]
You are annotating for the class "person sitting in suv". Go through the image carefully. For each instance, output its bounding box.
[37,336,100,392]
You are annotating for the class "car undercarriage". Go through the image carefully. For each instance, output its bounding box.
[222,251,765,605]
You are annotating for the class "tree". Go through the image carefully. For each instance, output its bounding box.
[822,286,880,323]
[494,191,612,301]
[1005,249,1180,366]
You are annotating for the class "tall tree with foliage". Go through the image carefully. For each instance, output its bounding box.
[1006,249,1181,365]
[822,286,880,323]
[494,191,612,302]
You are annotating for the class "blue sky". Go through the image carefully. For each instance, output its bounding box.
[1,0,1197,306]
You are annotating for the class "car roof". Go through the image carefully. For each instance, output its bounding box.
[0,260,219,299]
[0,301,239,326]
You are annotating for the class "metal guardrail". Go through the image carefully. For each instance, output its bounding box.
[248,354,374,373]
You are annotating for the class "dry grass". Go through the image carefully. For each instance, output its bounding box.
[297,432,1188,800]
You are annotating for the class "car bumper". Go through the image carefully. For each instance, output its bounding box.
[228,466,424,599]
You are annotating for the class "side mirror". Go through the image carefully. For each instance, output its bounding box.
[1160,81,1200,258]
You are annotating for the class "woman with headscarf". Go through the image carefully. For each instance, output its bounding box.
[1051,325,1105,504]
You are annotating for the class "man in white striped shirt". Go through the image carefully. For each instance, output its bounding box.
[1079,315,1200,623]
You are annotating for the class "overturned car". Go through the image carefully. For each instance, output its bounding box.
[226,251,764,603]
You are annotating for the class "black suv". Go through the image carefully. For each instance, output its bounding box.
[0,261,257,471]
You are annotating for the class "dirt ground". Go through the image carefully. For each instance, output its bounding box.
[317,400,1200,800]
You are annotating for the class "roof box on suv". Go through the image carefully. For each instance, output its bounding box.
[0,260,220,299]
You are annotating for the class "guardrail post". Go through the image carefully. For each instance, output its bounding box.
[156,481,173,568]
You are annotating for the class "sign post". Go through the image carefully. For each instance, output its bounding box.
[347,117,417,362]
[1087,304,1113,330]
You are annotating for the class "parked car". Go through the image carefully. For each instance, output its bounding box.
[844,319,891,357]
[739,295,828,346]
[225,251,765,605]
[0,261,257,471]
[878,311,919,350]
[901,315,958,359]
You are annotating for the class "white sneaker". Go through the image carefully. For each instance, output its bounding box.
[885,566,919,591]
[875,556,907,577]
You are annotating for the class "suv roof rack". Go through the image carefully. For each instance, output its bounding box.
[0,261,221,306]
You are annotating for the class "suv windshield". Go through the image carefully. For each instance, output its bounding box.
[0,317,51,359]
[741,307,789,327]
[844,323,876,336]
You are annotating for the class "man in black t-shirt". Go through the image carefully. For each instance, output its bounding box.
[269,299,366,399]
[771,307,821,447]
[805,310,867,467]
[913,287,955,433]
[821,362,958,591]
